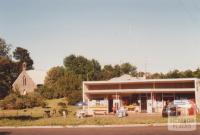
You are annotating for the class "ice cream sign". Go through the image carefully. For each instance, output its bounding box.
[173,100,191,108]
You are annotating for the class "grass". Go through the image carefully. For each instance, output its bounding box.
[0,98,199,126]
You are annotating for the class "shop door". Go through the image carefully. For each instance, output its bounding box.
[141,96,147,113]
[108,99,113,113]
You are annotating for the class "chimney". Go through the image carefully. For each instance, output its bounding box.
[22,62,27,71]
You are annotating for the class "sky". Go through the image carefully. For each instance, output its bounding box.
[0,0,200,73]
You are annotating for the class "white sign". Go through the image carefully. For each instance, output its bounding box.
[147,99,152,113]
[174,100,191,108]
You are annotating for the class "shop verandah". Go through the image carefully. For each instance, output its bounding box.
[83,77,198,114]
[85,92,195,114]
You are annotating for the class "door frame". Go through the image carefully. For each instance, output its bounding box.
[140,94,147,113]
[108,99,113,113]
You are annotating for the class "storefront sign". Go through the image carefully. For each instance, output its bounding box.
[174,100,191,108]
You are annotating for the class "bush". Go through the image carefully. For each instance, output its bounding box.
[67,90,82,105]
[35,86,56,99]
[24,92,45,108]
[0,92,47,110]
[57,102,67,108]
[0,93,19,109]
[15,97,26,109]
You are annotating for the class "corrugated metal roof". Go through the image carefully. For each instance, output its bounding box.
[26,70,47,85]
[109,74,146,81]
[83,78,197,85]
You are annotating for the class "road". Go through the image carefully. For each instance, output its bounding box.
[0,126,199,135]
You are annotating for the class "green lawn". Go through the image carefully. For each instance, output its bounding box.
[0,98,199,126]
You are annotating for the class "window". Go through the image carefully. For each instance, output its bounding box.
[23,76,26,86]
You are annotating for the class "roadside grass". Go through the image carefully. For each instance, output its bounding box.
[0,98,199,126]
[0,114,168,126]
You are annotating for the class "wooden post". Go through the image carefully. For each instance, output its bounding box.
[162,92,164,109]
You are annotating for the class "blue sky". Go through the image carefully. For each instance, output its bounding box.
[0,0,200,73]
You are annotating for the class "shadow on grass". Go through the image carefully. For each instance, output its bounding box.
[0,115,42,121]
[0,132,11,135]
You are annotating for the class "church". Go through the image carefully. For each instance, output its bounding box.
[12,63,47,95]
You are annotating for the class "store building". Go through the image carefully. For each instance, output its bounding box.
[83,75,200,114]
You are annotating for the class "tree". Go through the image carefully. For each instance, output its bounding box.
[0,38,12,98]
[0,38,10,57]
[165,70,183,78]
[101,65,115,80]
[63,54,76,70]
[193,68,200,78]
[147,72,165,79]
[113,64,121,77]
[182,70,193,78]
[13,47,34,71]
[100,63,138,80]
[63,55,101,81]
[0,57,12,98]
[120,62,137,76]
[55,73,81,98]
[43,66,82,103]
[87,59,102,81]
[45,66,65,89]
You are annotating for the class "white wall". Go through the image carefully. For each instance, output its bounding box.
[196,80,200,111]
[12,71,37,95]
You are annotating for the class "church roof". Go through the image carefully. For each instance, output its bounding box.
[26,70,47,85]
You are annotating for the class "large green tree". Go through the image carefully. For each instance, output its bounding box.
[148,68,200,79]
[101,65,115,80]
[120,62,137,76]
[112,64,121,77]
[63,55,101,81]
[193,68,200,78]
[0,57,12,98]
[45,66,65,89]
[100,63,137,80]
[0,38,12,98]
[87,59,102,81]
[0,38,10,57]
[41,66,82,103]
[13,47,34,71]
[147,72,165,79]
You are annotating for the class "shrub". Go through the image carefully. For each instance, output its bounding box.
[25,92,45,108]
[67,90,82,105]
[15,97,26,109]
[57,102,67,108]
[0,93,19,109]
[35,86,55,99]
[0,92,46,110]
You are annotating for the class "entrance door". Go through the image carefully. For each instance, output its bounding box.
[108,99,113,113]
[141,97,147,113]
